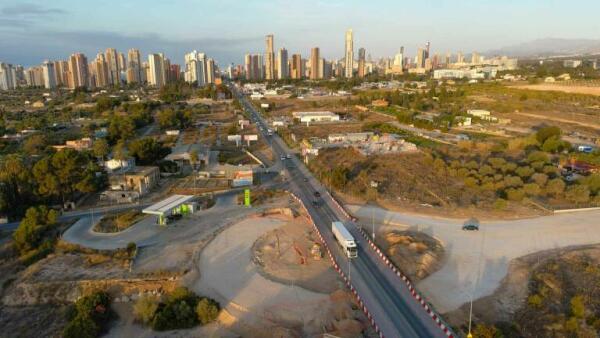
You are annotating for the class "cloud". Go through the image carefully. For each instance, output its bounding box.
[0,29,263,66]
[1,3,67,16]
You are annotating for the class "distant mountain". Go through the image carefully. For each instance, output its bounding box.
[487,38,600,58]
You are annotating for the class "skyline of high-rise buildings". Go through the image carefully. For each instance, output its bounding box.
[0,28,521,91]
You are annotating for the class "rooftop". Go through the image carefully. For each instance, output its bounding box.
[142,194,195,215]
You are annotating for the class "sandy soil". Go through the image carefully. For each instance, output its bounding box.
[445,244,600,331]
[190,215,372,338]
[253,218,340,294]
[347,204,600,313]
[515,83,600,96]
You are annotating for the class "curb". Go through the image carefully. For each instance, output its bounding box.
[355,226,455,337]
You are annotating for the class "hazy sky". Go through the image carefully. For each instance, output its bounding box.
[1,0,599,67]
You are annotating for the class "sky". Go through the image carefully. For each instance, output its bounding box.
[1,0,600,67]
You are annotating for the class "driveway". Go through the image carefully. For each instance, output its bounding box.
[348,204,600,313]
[62,193,238,250]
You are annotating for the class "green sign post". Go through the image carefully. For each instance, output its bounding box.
[244,189,251,207]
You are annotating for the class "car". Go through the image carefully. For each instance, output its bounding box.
[280,155,286,161]
[462,218,479,231]
[286,154,292,159]
[303,177,308,182]
[167,214,183,221]
[311,200,320,207]
[314,191,321,197]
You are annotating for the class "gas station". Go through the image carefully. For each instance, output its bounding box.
[142,194,197,225]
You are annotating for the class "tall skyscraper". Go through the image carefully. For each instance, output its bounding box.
[206,58,215,84]
[244,54,263,81]
[185,50,207,86]
[126,49,142,84]
[265,34,275,80]
[277,48,289,79]
[471,52,481,65]
[357,47,366,78]
[0,62,17,90]
[67,53,89,89]
[52,60,68,87]
[416,48,426,68]
[148,53,165,88]
[291,54,303,79]
[105,48,120,86]
[457,52,465,64]
[118,53,127,71]
[310,47,320,80]
[42,61,56,89]
[344,29,354,78]
[93,53,109,87]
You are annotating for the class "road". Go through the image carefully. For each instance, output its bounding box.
[348,204,600,313]
[231,83,446,338]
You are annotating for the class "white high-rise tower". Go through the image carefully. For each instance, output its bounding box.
[344,29,354,78]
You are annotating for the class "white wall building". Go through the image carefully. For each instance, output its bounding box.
[293,111,340,123]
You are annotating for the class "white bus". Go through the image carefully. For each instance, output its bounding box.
[332,221,358,258]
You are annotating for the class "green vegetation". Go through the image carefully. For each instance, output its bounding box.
[12,206,59,265]
[63,290,114,338]
[133,287,220,331]
[156,107,193,130]
[479,250,600,337]
[127,137,171,165]
[93,210,145,233]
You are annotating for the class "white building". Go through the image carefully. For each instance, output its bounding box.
[563,60,582,68]
[42,61,56,89]
[148,53,166,88]
[0,62,17,90]
[184,50,206,86]
[293,111,340,123]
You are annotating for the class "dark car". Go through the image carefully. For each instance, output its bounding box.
[314,191,321,197]
[462,218,480,231]
[167,214,183,221]
[311,200,320,207]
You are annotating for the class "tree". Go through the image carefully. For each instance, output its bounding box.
[12,205,58,254]
[128,137,171,165]
[531,173,549,187]
[92,139,109,160]
[542,135,570,153]
[133,295,159,324]
[196,298,220,325]
[536,126,562,144]
[23,134,47,155]
[157,108,177,130]
[472,323,502,338]
[107,115,136,142]
[62,314,99,338]
[113,141,128,161]
[0,155,34,217]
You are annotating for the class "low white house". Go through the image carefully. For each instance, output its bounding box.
[293,111,340,123]
[104,157,136,173]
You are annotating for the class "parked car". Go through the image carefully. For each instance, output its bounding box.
[167,214,183,222]
[462,217,479,231]
[314,191,321,198]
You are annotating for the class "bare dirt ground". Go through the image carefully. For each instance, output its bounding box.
[445,244,600,336]
[253,218,340,294]
[375,229,445,281]
[189,214,374,338]
[347,204,600,314]
[515,83,600,96]
[0,304,68,338]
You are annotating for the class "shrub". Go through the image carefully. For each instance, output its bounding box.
[565,185,590,204]
[571,295,585,318]
[62,314,99,338]
[493,198,508,210]
[546,178,565,197]
[133,295,159,324]
[506,188,525,202]
[528,294,544,308]
[63,291,112,338]
[196,298,220,325]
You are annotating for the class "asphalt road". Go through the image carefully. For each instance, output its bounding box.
[232,83,446,338]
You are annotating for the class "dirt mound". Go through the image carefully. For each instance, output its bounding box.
[253,219,340,294]
[379,230,444,281]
